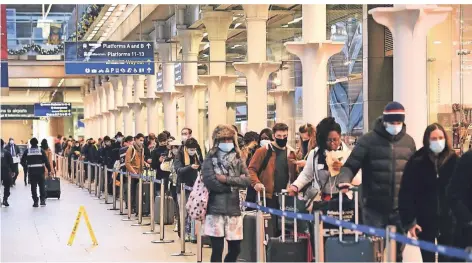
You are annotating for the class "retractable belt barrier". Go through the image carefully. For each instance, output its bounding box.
[60,163,472,262]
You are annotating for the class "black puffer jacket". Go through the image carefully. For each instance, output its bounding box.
[202,151,250,217]
[339,117,416,213]
[398,147,458,231]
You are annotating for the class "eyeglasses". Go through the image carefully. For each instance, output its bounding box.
[327,138,340,143]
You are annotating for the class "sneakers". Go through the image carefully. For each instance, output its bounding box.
[33,201,39,207]
[2,200,9,207]
[40,199,46,206]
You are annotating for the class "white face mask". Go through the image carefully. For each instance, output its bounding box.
[187,149,197,156]
[430,139,445,154]
[260,140,270,147]
[385,123,403,136]
[172,148,179,155]
[9,140,14,144]
[181,135,188,143]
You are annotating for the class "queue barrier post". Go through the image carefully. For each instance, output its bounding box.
[95,165,101,199]
[88,162,92,194]
[151,181,174,244]
[81,161,86,189]
[108,169,119,211]
[74,160,79,186]
[122,172,133,221]
[171,183,195,256]
[385,225,397,263]
[314,210,325,263]
[102,167,110,204]
[116,171,126,215]
[196,220,203,262]
[256,191,266,263]
[143,173,159,235]
[131,174,146,226]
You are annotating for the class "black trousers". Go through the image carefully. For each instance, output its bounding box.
[30,173,46,202]
[11,163,19,184]
[130,177,138,211]
[418,225,455,262]
[1,171,12,200]
[362,207,405,262]
[266,196,282,237]
[210,237,241,262]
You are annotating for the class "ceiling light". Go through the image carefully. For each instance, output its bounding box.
[108,6,116,12]
[281,24,288,28]
[203,43,210,50]
[231,44,242,49]
[58,78,64,87]
[203,32,208,37]
[234,23,242,28]
[233,17,237,21]
[105,11,112,16]
[433,40,442,44]
[202,54,208,58]
[111,4,117,7]
[288,17,303,25]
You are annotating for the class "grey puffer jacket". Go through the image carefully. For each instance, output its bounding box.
[202,150,250,217]
[339,117,416,214]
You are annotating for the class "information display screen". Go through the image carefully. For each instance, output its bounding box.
[34,102,72,117]
[1,105,36,119]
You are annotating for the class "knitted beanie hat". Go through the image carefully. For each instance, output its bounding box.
[383,101,405,123]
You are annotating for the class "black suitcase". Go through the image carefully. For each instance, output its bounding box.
[325,187,376,262]
[266,192,308,262]
[45,175,61,199]
[238,189,275,262]
[135,182,151,216]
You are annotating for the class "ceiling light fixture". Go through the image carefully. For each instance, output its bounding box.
[203,32,208,38]
[108,6,116,12]
[203,43,210,50]
[433,40,442,44]
[234,23,242,28]
[58,78,64,87]
[288,17,303,25]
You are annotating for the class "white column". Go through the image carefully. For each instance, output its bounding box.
[199,11,238,136]
[118,75,134,136]
[269,63,295,125]
[104,80,115,135]
[111,76,124,133]
[128,75,146,134]
[369,5,451,145]
[141,63,159,134]
[285,4,344,126]
[233,5,280,132]
[176,29,205,141]
[156,42,180,136]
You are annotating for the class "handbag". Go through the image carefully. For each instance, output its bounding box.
[160,159,172,172]
[186,174,209,221]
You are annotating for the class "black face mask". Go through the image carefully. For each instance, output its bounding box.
[275,138,288,148]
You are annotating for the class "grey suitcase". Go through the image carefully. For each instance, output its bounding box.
[325,187,376,262]
[154,195,174,225]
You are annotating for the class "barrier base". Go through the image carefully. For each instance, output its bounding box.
[143,231,159,235]
[131,222,149,226]
[108,207,119,211]
[171,252,195,257]
[121,218,133,221]
[115,212,126,215]
[151,240,174,244]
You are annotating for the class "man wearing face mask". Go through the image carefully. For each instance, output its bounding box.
[5,138,20,186]
[248,123,297,234]
[151,132,171,193]
[338,101,416,262]
[125,133,149,214]
[83,138,99,183]
[101,136,115,194]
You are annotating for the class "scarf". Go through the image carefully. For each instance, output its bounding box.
[184,146,200,166]
[211,151,237,177]
[133,141,143,153]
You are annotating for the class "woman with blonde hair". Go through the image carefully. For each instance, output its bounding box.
[202,124,251,262]
[295,123,317,172]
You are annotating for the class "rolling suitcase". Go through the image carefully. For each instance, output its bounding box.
[135,182,151,216]
[238,190,275,262]
[325,187,375,262]
[154,195,174,225]
[45,174,61,199]
[266,191,308,262]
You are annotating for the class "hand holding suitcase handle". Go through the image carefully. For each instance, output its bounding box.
[337,184,359,243]
[280,190,298,243]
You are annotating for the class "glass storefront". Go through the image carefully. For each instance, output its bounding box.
[427,4,472,154]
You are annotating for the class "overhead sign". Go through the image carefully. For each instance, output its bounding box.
[34,102,72,117]
[1,5,9,95]
[1,105,36,119]
[64,41,155,75]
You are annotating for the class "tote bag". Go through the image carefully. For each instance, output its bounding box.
[186,174,209,221]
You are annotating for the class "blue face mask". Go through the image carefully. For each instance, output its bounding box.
[385,123,403,136]
[260,140,271,147]
[430,139,445,154]
[218,142,234,152]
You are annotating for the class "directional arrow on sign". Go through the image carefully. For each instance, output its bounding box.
[146,43,151,49]
[147,68,151,73]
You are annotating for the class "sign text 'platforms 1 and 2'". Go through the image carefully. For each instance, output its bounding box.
[64,41,155,75]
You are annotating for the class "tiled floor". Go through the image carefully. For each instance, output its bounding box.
[1,170,422,262]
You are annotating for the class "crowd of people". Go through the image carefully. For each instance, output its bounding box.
[2,101,472,262]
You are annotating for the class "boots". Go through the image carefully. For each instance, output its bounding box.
[40,199,46,206]
[2,199,9,207]
[33,200,39,207]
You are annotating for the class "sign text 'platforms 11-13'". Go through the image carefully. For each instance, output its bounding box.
[64,41,155,75]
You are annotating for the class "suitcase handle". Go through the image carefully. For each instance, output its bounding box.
[338,184,359,243]
[256,188,266,207]
[280,191,298,243]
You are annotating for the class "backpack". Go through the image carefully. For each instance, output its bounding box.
[244,145,273,206]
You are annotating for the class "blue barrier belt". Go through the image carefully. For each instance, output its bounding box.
[184,185,193,191]
[241,201,472,261]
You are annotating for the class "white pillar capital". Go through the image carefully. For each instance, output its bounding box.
[242,4,270,21]
[201,11,233,42]
[156,42,179,62]
[369,4,451,145]
[177,29,204,57]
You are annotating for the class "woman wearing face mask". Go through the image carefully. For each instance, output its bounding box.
[240,131,260,166]
[166,140,182,232]
[202,124,251,262]
[151,133,171,193]
[174,137,201,242]
[258,128,273,148]
[295,123,317,172]
[398,123,458,262]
